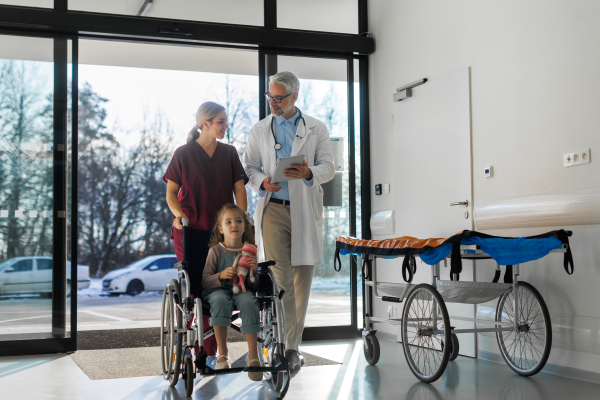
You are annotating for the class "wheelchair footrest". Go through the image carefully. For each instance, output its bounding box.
[198,364,288,376]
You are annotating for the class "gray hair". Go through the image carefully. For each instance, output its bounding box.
[268,71,300,94]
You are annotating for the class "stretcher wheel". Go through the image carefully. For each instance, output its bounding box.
[442,333,459,361]
[495,281,552,376]
[401,284,451,383]
[183,354,194,396]
[160,282,182,386]
[363,334,380,365]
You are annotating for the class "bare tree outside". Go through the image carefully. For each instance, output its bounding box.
[0,60,53,262]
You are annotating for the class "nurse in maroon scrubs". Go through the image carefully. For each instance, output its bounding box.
[163,101,249,357]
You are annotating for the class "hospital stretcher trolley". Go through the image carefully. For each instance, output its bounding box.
[334,230,574,383]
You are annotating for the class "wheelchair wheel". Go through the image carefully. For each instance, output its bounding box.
[495,281,552,376]
[363,334,380,365]
[401,284,451,383]
[161,282,182,386]
[271,344,290,399]
[183,354,194,396]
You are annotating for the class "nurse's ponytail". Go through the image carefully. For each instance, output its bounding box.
[186,101,226,143]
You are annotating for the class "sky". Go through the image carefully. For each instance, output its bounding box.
[78,64,258,148]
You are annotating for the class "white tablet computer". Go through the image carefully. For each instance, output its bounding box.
[271,154,305,184]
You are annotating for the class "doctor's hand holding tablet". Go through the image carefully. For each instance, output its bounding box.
[261,154,311,191]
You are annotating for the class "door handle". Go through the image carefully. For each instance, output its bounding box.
[450,200,469,207]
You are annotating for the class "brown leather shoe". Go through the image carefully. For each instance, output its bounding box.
[285,350,301,370]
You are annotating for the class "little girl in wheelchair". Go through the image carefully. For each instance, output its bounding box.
[201,203,263,381]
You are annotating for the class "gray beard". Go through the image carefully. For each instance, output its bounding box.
[271,104,293,117]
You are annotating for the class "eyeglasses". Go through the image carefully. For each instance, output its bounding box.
[264,92,292,104]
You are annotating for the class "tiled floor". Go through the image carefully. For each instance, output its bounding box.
[1,338,599,400]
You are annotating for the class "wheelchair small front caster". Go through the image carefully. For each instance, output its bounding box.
[183,354,195,396]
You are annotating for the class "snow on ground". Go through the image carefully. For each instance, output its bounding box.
[77,279,162,298]
[76,277,363,298]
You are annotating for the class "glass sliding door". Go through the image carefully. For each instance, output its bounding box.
[0,33,75,352]
[273,54,359,337]
[75,39,258,334]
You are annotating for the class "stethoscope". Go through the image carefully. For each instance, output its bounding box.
[270,108,306,150]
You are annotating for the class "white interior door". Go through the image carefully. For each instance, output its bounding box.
[392,67,475,357]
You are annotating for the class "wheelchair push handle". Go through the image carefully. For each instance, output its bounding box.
[258,260,276,271]
[181,217,189,227]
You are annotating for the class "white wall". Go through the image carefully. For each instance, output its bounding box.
[368,0,600,374]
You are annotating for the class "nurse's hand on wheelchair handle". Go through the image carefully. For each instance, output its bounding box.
[173,214,188,230]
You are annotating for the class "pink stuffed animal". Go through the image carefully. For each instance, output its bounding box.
[232,243,257,294]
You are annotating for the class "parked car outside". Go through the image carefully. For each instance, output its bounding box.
[101,254,179,296]
[0,256,91,296]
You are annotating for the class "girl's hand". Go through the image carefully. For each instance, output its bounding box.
[248,256,258,274]
[219,266,236,281]
[173,214,188,230]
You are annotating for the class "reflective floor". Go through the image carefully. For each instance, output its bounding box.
[0,338,599,400]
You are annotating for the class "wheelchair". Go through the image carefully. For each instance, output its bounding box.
[160,218,291,398]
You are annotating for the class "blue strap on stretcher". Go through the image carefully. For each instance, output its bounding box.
[340,236,563,266]
[419,236,563,266]
[336,229,573,282]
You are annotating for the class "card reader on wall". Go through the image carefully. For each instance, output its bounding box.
[370,210,395,236]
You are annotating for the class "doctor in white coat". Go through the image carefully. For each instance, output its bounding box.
[243,71,334,370]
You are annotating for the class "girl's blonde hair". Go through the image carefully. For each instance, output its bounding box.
[186,101,226,143]
[209,204,255,248]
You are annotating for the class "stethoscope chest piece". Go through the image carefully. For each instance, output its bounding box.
[274,143,282,150]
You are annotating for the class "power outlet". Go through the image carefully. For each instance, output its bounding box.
[564,149,591,167]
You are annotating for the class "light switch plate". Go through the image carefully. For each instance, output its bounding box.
[484,166,493,178]
[384,183,390,193]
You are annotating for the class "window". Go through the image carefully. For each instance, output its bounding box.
[37,259,53,270]
[147,258,172,270]
[12,259,33,272]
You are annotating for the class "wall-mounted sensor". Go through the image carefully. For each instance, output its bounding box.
[375,184,382,195]
[485,166,493,178]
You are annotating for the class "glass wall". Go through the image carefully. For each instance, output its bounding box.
[278,0,358,34]
[69,0,263,26]
[0,0,52,7]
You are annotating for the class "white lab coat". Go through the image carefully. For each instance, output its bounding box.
[243,113,335,266]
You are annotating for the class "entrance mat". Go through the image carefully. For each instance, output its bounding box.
[70,343,339,380]
[77,327,246,351]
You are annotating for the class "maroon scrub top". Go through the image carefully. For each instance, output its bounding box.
[163,140,248,259]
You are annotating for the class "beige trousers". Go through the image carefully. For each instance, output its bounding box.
[262,202,314,351]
